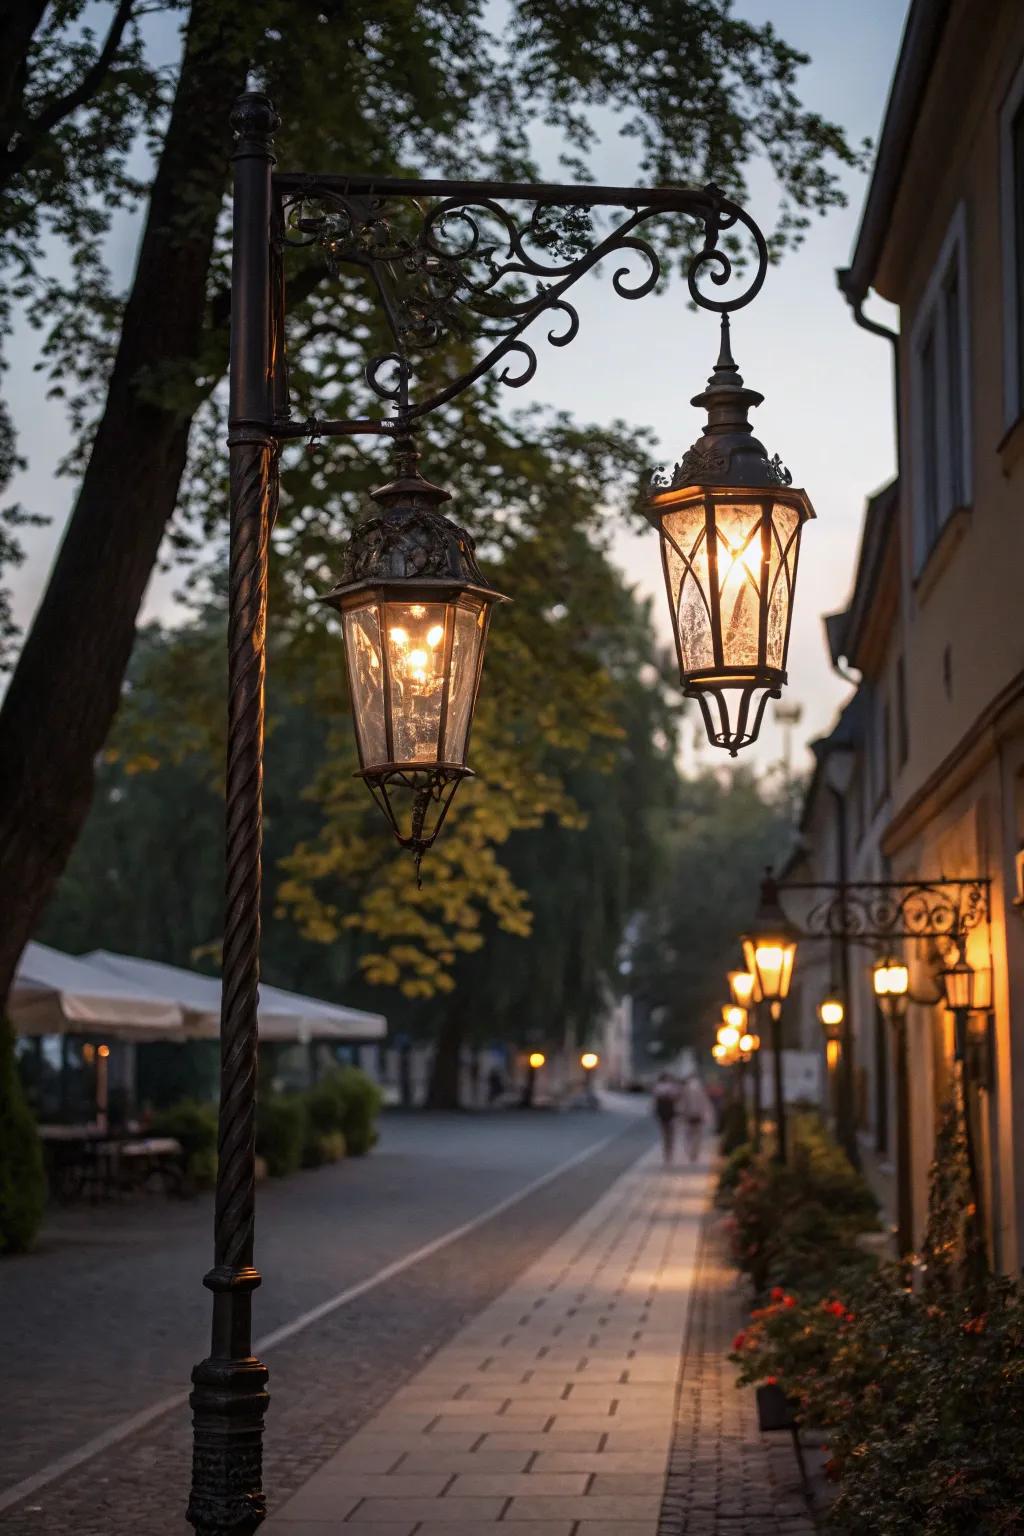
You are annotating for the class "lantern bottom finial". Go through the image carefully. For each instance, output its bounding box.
[360,764,472,880]
[688,677,780,755]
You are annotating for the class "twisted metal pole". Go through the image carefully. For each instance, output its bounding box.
[187,91,278,1536]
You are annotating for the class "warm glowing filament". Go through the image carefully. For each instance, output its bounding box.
[427,624,445,647]
[717,1024,740,1050]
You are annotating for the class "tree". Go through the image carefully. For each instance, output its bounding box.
[41,557,681,1108]
[0,0,864,1007]
[628,765,795,1057]
[0,1019,46,1253]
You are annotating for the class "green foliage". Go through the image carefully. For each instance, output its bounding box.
[921,1097,987,1297]
[255,1093,307,1178]
[628,767,796,1055]
[716,1141,755,1203]
[302,1067,381,1162]
[718,1099,749,1156]
[724,1113,877,1296]
[733,1269,1024,1536]
[727,1097,1024,1534]
[0,1019,47,1253]
[151,1098,218,1188]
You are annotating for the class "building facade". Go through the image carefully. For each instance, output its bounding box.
[801,0,1024,1267]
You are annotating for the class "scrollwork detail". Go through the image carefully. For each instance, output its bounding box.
[276,178,769,424]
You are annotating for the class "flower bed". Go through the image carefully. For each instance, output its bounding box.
[721,1104,1024,1534]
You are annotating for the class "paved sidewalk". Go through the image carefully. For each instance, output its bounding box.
[658,1214,817,1535]
[265,1147,707,1534]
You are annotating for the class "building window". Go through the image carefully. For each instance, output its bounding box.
[1000,55,1024,428]
[909,204,971,573]
[895,657,909,767]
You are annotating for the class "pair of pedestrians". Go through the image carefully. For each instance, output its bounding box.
[653,1071,713,1164]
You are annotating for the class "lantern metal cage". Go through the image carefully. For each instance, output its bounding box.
[322,448,508,865]
[648,318,814,754]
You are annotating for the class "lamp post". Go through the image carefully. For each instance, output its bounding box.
[742,873,798,1162]
[817,988,844,1131]
[728,968,761,1149]
[872,955,912,1257]
[940,956,993,1264]
[189,90,791,1535]
[580,1050,599,1107]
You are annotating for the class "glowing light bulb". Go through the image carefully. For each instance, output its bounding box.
[427,624,444,647]
[390,626,409,645]
[409,648,428,668]
[410,604,426,618]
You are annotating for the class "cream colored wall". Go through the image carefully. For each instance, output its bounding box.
[887,761,1019,1267]
[879,1,1024,809]
[861,0,1024,1269]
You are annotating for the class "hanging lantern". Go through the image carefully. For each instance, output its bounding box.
[817,991,845,1038]
[741,871,798,1003]
[727,968,758,1006]
[648,318,815,753]
[872,954,909,1022]
[323,444,507,869]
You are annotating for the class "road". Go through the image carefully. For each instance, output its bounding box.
[0,1100,656,1533]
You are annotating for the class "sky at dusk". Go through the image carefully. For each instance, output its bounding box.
[4,1,909,777]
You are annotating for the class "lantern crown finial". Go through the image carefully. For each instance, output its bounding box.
[668,316,792,491]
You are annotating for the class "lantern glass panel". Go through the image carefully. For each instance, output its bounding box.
[382,600,449,764]
[943,964,973,1012]
[660,495,802,675]
[342,603,387,768]
[444,597,489,763]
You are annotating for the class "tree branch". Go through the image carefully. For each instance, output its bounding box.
[0,0,135,185]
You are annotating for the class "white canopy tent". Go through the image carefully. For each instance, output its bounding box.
[88,951,387,1043]
[12,942,188,1039]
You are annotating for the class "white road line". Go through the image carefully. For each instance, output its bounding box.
[0,1123,640,1515]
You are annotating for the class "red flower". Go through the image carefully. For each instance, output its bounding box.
[766,1375,778,1385]
[732,1332,747,1351]
[770,1286,785,1302]
[823,1299,846,1317]
[783,1294,797,1308]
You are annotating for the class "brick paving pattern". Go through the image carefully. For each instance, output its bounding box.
[264,1147,706,1534]
[0,1120,651,1535]
[657,1212,816,1536]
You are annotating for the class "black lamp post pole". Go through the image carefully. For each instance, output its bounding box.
[751,1028,763,1152]
[769,1000,786,1163]
[186,93,278,1536]
[891,1012,913,1257]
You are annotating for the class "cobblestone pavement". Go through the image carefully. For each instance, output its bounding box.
[264,1144,705,1535]
[658,1213,817,1536]
[0,1109,651,1534]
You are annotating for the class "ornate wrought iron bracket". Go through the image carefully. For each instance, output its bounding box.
[269,170,769,439]
[773,873,991,954]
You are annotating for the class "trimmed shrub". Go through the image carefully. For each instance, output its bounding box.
[723,1112,878,1297]
[315,1131,347,1165]
[256,1093,307,1178]
[152,1099,218,1187]
[305,1068,382,1159]
[0,1019,46,1254]
[719,1099,749,1155]
[716,1141,754,1203]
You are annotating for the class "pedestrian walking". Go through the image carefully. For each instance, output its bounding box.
[678,1074,713,1162]
[653,1072,680,1164]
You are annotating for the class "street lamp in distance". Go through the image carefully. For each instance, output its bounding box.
[742,872,798,1163]
[817,991,844,1037]
[872,955,910,1022]
[728,968,758,1007]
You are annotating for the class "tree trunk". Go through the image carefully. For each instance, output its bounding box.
[0,1,247,1004]
[426,1007,465,1110]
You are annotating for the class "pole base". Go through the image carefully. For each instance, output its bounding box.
[187,1355,269,1535]
[187,1266,269,1536]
